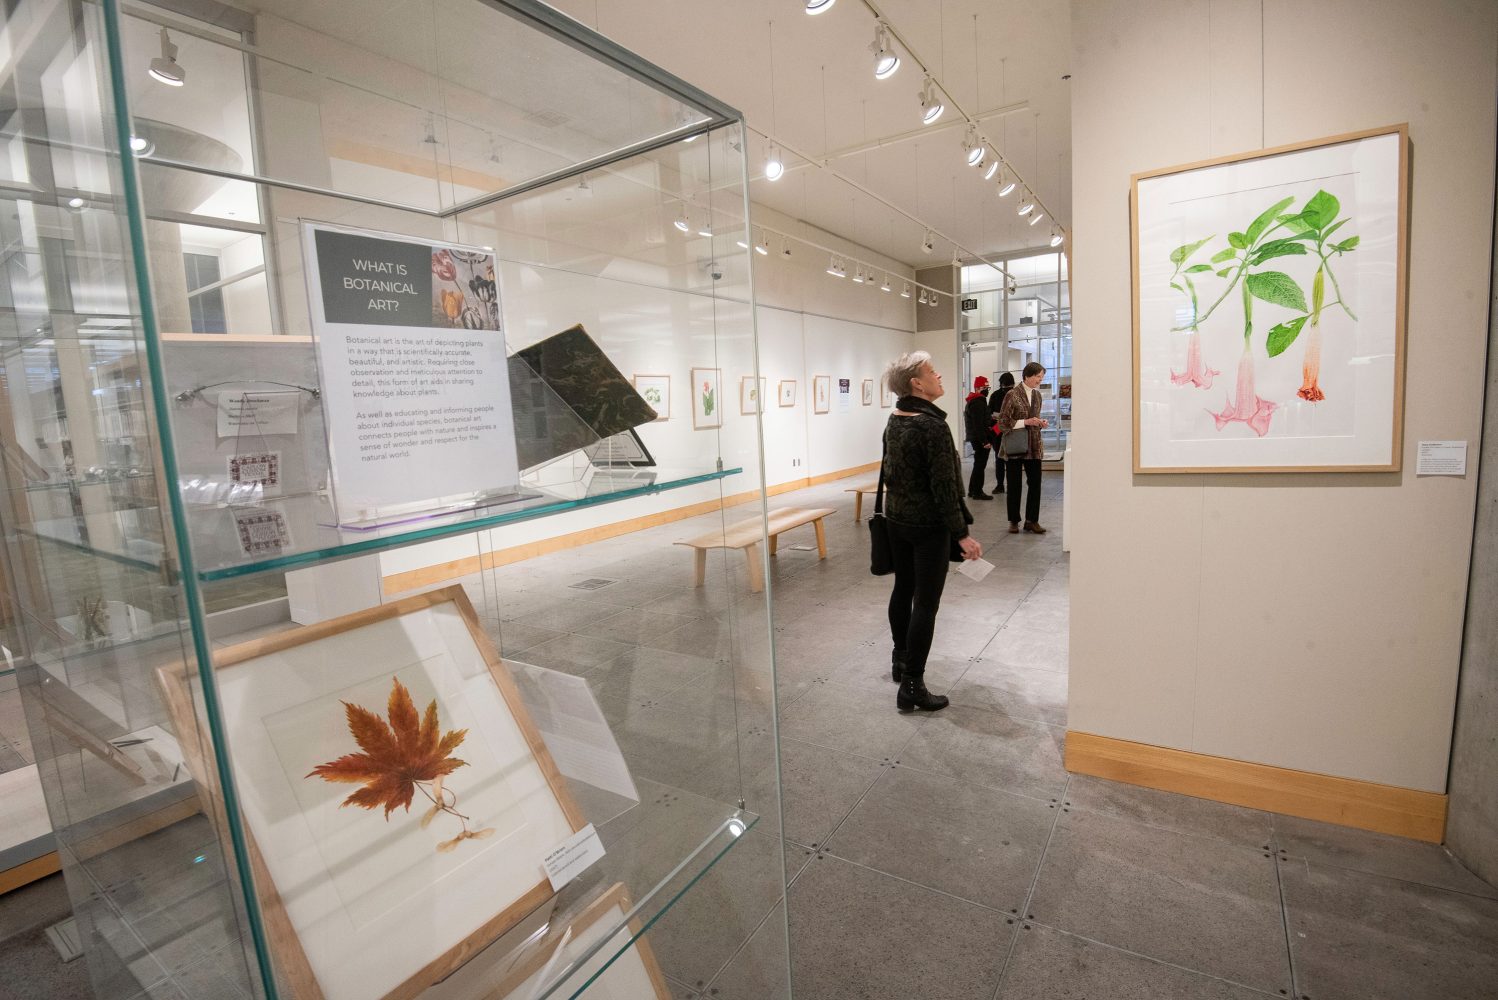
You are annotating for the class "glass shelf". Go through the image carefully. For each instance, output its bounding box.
[24,466,742,582]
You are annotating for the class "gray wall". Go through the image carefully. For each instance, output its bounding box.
[1448,215,1498,881]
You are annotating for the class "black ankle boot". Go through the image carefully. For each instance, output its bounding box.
[891,649,907,684]
[897,675,950,712]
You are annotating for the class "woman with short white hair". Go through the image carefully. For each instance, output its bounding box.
[878,351,982,712]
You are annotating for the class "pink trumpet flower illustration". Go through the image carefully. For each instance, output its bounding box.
[1208,352,1277,437]
[1170,330,1220,389]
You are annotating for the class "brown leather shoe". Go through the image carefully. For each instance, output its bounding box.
[1024,521,1047,534]
[1008,522,1020,534]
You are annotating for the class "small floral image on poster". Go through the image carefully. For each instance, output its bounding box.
[430,248,499,331]
[691,367,723,430]
[227,451,281,497]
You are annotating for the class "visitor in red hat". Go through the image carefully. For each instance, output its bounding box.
[963,375,994,500]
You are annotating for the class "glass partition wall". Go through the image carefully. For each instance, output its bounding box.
[961,251,1071,459]
[0,1,789,998]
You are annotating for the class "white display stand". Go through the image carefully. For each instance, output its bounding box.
[286,555,383,626]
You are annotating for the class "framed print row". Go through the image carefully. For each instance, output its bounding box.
[1132,124,1408,473]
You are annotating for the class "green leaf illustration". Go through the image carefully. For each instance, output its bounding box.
[1276,214,1313,235]
[1251,242,1309,266]
[1169,281,1184,293]
[1227,232,1249,249]
[1332,236,1360,253]
[1300,190,1341,231]
[1247,196,1296,243]
[1211,247,1239,264]
[1170,237,1213,265]
[1245,271,1308,312]
[1266,316,1310,357]
[1184,264,1215,273]
[1216,268,1233,278]
[1321,218,1349,243]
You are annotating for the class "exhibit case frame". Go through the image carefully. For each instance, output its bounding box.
[0,0,790,998]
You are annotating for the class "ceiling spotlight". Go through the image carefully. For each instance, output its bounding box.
[764,143,785,182]
[66,196,86,210]
[963,126,984,167]
[128,134,154,156]
[1018,196,1035,216]
[880,275,892,292]
[754,232,769,255]
[736,237,750,250]
[921,230,935,254]
[984,160,999,181]
[1029,212,1045,226]
[871,24,900,79]
[1049,230,1064,248]
[827,255,845,277]
[781,239,793,259]
[697,213,713,237]
[900,282,911,298]
[148,28,186,87]
[997,170,1017,197]
[927,291,939,306]
[917,289,928,305]
[805,0,836,13]
[851,265,865,283]
[918,78,945,125]
[673,205,690,233]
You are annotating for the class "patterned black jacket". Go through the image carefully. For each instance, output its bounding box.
[882,396,973,539]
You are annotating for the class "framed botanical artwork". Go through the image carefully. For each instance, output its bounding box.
[778,379,797,407]
[156,587,585,1000]
[861,379,874,406]
[881,376,895,408]
[739,376,768,415]
[632,374,670,421]
[813,375,831,414]
[690,367,723,430]
[1132,124,1408,473]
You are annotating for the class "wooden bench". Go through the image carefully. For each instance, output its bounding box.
[844,481,879,522]
[676,506,836,593]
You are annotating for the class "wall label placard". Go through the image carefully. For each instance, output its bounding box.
[302,222,519,522]
[217,391,300,438]
[1415,440,1467,477]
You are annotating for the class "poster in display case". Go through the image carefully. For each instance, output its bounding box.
[157,588,586,1000]
[1132,125,1408,472]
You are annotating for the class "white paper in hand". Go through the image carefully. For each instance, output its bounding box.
[955,557,994,582]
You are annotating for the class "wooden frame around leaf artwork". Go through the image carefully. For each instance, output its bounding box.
[777,379,797,407]
[1131,123,1409,473]
[813,375,831,414]
[631,374,670,421]
[739,376,768,415]
[155,586,586,1000]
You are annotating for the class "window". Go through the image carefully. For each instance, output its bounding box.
[184,252,227,334]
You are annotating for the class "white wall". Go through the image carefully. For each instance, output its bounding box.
[1068,0,1497,793]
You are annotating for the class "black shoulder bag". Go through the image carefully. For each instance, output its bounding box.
[869,430,893,576]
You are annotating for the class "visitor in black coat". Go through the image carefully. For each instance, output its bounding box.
[963,376,994,501]
[987,371,1016,494]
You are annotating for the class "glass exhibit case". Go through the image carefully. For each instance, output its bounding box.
[0,0,790,997]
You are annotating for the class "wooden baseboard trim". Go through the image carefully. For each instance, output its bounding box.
[1065,731,1448,843]
[381,461,878,595]
[0,851,60,895]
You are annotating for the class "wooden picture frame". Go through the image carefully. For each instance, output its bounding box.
[631,374,670,421]
[156,587,585,1000]
[484,882,671,999]
[739,376,768,415]
[880,375,894,408]
[812,375,831,414]
[861,379,874,406]
[777,380,797,407]
[1131,124,1409,473]
[690,367,723,430]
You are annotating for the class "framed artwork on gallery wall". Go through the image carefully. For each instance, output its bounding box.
[861,379,874,406]
[690,367,723,430]
[155,587,586,1000]
[1132,123,1409,473]
[813,375,831,414]
[632,374,670,421]
[778,379,797,407]
[739,376,768,415]
[881,375,895,408]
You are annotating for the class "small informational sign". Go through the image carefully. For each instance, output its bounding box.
[1415,440,1467,477]
[543,823,605,891]
[228,451,281,496]
[302,222,519,522]
[233,506,292,556]
[838,377,851,413]
[217,391,300,438]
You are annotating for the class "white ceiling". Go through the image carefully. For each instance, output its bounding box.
[546,0,1074,268]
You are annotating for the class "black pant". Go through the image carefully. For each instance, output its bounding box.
[1006,459,1042,524]
[992,454,1006,493]
[967,443,989,497]
[887,521,950,679]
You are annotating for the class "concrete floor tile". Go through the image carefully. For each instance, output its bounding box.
[787,853,1013,1000]
[778,679,926,759]
[1028,809,1291,994]
[947,657,1069,727]
[518,632,637,674]
[572,607,702,646]
[984,624,1069,672]
[700,903,791,1000]
[1281,858,1498,1000]
[1273,814,1498,898]
[824,765,1053,909]
[774,738,886,848]
[897,705,1069,800]
[995,924,1270,1000]
[1064,774,1275,851]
